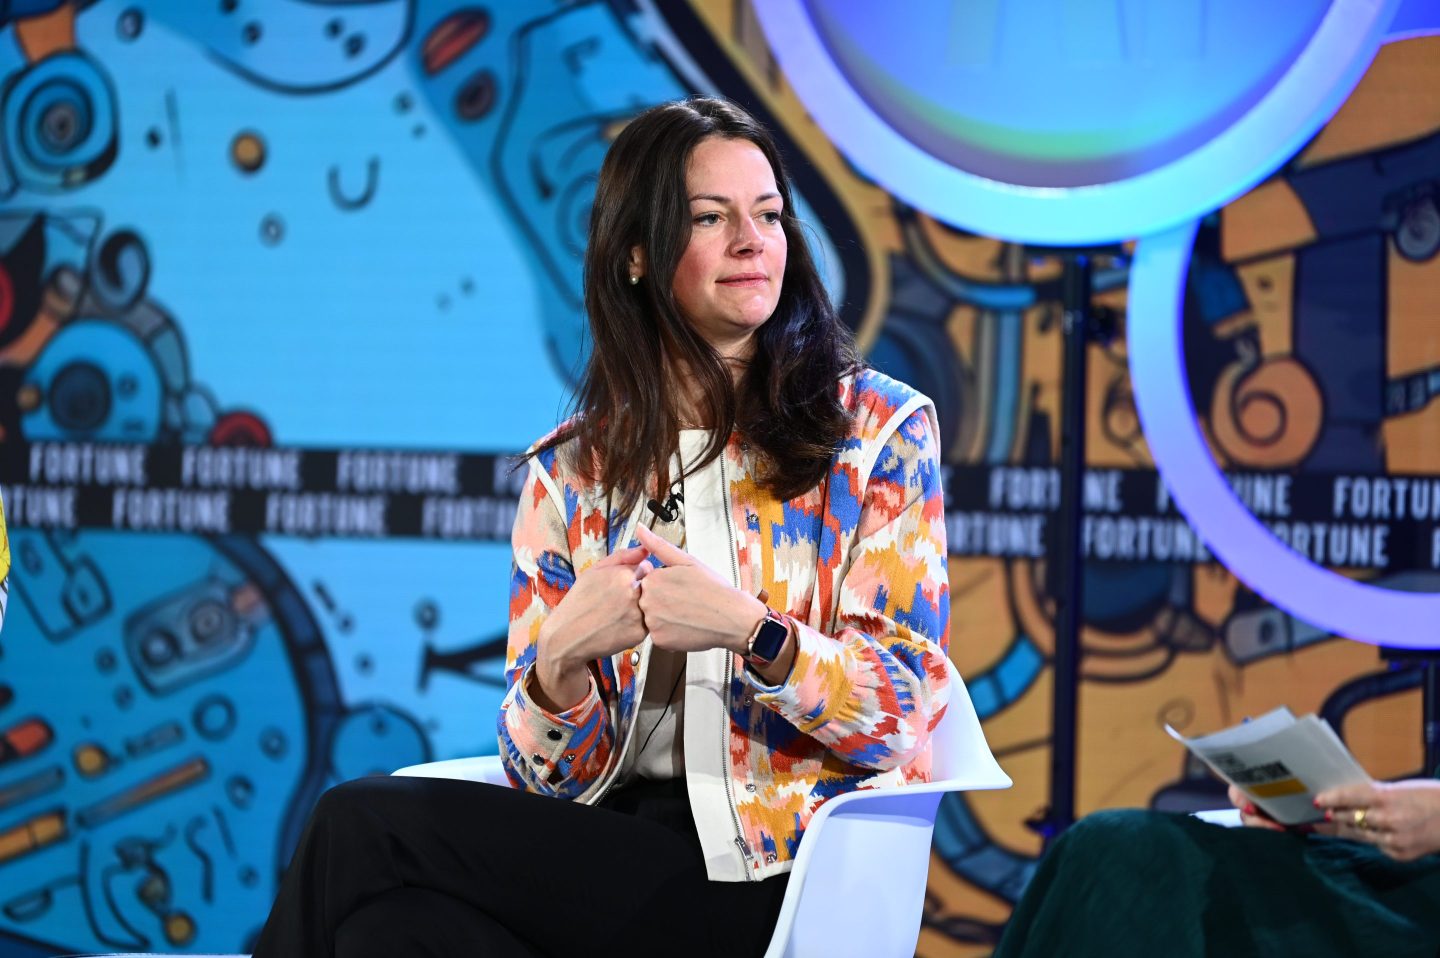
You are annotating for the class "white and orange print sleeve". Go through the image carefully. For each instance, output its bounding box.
[746,407,952,772]
[496,457,614,798]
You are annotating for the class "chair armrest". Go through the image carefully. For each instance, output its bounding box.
[762,768,1012,958]
[392,756,510,787]
[1192,807,1244,827]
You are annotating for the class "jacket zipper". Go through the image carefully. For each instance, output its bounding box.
[719,449,755,879]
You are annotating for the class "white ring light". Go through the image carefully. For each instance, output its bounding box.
[755,0,1401,245]
[1129,222,1440,647]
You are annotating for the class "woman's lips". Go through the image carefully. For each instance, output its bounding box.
[717,274,767,287]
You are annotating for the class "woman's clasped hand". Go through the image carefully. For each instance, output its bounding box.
[533,524,780,713]
[630,525,770,658]
[531,544,652,711]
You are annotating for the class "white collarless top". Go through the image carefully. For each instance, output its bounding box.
[616,430,717,784]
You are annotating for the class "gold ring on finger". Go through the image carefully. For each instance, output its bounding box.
[1353,807,1369,830]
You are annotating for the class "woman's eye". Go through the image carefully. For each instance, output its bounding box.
[760,211,783,225]
[694,213,721,226]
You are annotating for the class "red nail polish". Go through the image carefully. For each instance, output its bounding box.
[1312,798,1321,808]
[1323,810,1333,822]
[1244,803,1257,815]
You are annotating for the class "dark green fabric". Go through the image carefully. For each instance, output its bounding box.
[993,810,1440,958]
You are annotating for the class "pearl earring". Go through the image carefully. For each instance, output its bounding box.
[629,274,640,285]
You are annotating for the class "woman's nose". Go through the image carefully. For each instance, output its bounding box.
[731,217,764,254]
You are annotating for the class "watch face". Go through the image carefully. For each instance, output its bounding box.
[752,616,788,662]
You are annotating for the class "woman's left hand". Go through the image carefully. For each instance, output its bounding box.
[1313,779,1440,862]
[632,523,765,656]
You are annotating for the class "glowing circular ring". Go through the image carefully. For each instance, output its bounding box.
[754,0,1401,245]
[1129,221,1440,648]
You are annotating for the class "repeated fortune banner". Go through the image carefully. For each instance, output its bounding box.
[0,2,1437,956]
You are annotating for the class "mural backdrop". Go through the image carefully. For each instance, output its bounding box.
[0,2,1434,956]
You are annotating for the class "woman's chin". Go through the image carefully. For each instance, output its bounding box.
[729,303,780,330]
[724,317,774,346]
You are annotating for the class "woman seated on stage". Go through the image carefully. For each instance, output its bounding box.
[994,776,1440,957]
[252,95,954,958]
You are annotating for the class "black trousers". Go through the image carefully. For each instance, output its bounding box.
[250,775,788,958]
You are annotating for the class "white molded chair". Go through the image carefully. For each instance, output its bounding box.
[396,659,1012,958]
[82,661,1010,958]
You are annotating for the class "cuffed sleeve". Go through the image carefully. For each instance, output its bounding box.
[742,406,952,771]
[496,459,615,798]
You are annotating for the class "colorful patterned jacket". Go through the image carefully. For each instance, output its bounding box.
[498,369,952,882]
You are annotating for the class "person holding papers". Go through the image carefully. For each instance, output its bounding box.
[994,749,1440,956]
[1233,778,1440,863]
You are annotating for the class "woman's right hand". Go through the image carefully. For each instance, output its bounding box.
[531,546,651,711]
[1313,779,1440,861]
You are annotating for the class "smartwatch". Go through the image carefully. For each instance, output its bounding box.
[745,608,789,670]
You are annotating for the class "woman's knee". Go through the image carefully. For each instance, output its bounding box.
[321,773,428,809]
[1047,808,1191,870]
[308,775,418,834]
[1064,807,1163,841]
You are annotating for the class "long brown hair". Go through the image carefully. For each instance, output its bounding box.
[535,96,858,509]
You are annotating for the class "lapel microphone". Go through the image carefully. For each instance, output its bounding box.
[646,474,685,523]
[646,489,683,522]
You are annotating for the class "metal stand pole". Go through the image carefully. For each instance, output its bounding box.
[1424,662,1439,775]
[1042,255,1092,846]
